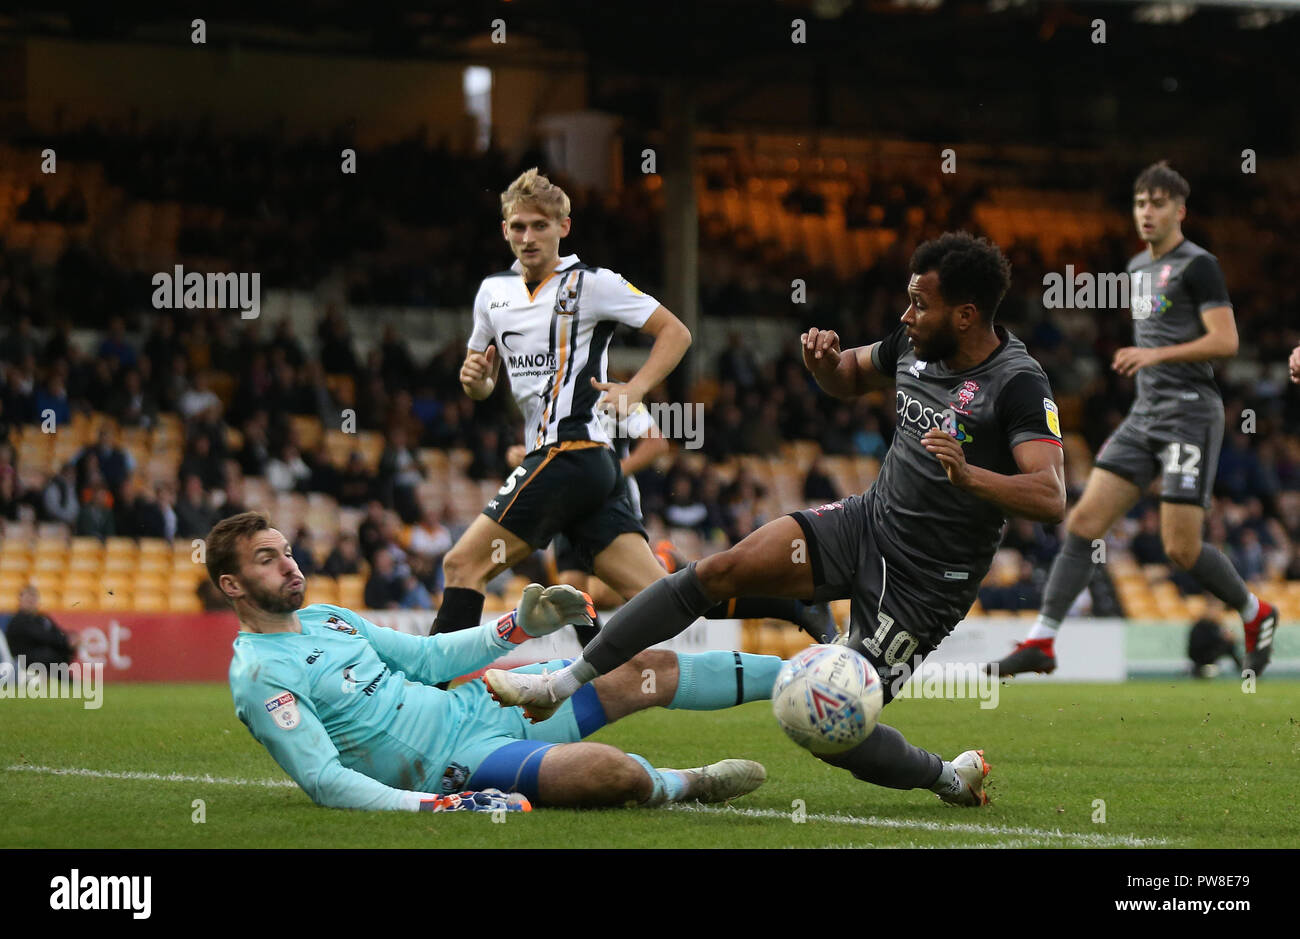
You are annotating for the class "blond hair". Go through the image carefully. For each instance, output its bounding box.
[500,168,570,221]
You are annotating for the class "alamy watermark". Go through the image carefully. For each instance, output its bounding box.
[0,657,104,709]
[152,264,261,319]
[605,396,704,450]
[887,657,1000,710]
[1042,267,1154,316]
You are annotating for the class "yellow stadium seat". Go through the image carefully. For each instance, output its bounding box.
[30,572,63,594]
[63,570,98,590]
[34,537,67,557]
[168,592,202,613]
[138,556,170,575]
[66,555,100,573]
[54,590,94,611]
[0,555,31,573]
[305,578,338,606]
[102,556,137,573]
[138,538,170,559]
[135,572,169,593]
[31,555,68,573]
[105,536,138,556]
[69,537,104,558]
[336,575,365,610]
[132,592,168,612]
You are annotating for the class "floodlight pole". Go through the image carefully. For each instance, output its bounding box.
[662,78,700,395]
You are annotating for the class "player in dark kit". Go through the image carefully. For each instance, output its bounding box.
[485,232,1067,806]
[993,162,1278,679]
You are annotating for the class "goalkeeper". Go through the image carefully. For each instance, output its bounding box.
[213,512,772,813]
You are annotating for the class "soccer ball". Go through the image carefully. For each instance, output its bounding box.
[772,644,884,755]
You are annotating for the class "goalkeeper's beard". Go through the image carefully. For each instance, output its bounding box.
[245,579,306,615]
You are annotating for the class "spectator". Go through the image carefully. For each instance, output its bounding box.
[377,426,425,523]
[75,486,116,539]
[154,482,179,542]
[178,434,225,491]
[408,506,453,567]
[175,474,217,539]
[397,571,434,610]
[78,426,135,498]
[323,532,364,577]
[803,459,839,503]
[41,461,80,526]
[337,451,374,507]
[33,372,71,429]
[177,371,222,420]
[357,501,389,563]
[1130,507,1166,566]
[265,444,312,493]
[304,440,342,500]
[97,316,137,369]
[5,586,78,668]
[114,476,166,538]
[292,527,319,577]
[108,368,158,429]
[364,549,402,609]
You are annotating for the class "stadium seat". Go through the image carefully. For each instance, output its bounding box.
[132,592,168,612]
[0,554,31,574]
[55,589,94,611]
[305,577,338,606]
[336,575,365,610]
[168,592,202,613]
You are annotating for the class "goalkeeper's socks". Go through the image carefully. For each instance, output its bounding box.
[432,588,485,690]
[667,651,783,710]
[928,761,964,799]
[627,753,688,807]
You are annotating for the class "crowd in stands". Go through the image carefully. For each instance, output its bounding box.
[4,123,1300,617]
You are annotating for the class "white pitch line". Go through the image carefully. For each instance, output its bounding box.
[5,764,297,789]
[668,803,1169,847]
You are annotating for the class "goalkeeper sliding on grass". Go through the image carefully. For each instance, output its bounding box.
[210,512,773,813]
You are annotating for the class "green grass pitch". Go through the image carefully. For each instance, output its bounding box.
[3,680,1298,848]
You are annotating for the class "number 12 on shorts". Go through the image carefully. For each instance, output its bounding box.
[1162,442,1201,477]
[861,611,918,667]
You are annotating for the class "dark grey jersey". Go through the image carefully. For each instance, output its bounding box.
[867,325,1061,594]
[1127,238,1232,417]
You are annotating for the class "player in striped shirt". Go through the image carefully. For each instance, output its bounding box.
[438,168,834,645]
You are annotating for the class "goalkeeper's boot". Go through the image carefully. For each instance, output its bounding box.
[670,759,767,804]
[936,749,991,807]
[1242,600,1278,679]
[483,667,566,723]
[986,638,1056,677]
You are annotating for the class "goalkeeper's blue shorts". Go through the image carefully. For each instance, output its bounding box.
[444,659,608,800]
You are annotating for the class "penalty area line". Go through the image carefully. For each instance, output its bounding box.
[5,764,297,789]
[667,803,1170,847]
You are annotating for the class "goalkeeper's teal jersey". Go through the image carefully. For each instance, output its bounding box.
[229,604,515,812]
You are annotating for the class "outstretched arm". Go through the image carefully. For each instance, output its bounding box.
[801,327,894,400]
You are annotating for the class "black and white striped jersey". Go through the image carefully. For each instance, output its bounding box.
[469,254,660,452]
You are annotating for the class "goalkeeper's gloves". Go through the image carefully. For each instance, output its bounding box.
[418,789,532,813]
[495,583,596,645]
